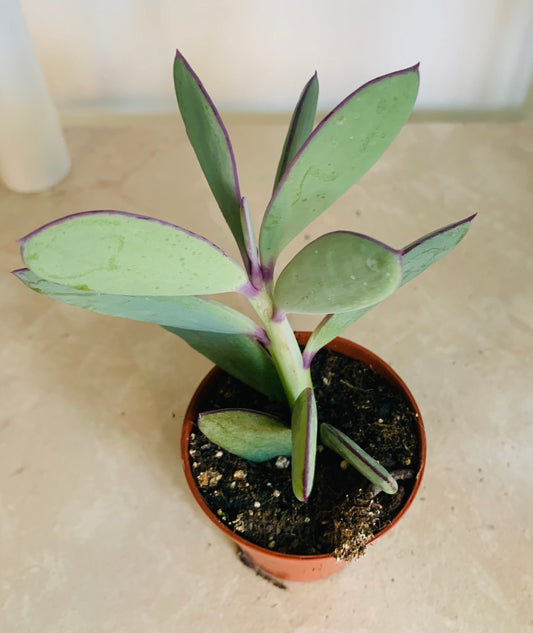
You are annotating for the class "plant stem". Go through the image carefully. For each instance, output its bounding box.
[250,288,311,407]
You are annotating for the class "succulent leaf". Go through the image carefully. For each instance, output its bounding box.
[198,409,291,462]
[302,309,370,369]
[240,197,262,288]
[273,72,319,190]
[320,423,398,494]
[259,65,419,268]
[19,211,248,297]
[400,214,476,286]
[291,387,317,502]
[303,214,476,360]
[14,269,262,335]
[174,51,246,260]
[164,327,285,401]
[274,232,402,314]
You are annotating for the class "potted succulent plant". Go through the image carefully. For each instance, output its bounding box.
[14,50,474,583]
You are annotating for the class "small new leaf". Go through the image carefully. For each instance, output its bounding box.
[240,197,262,286]
[198,409,291,462]
[291,388,317,502]
[273,72,319,190]
[320,423,398,494]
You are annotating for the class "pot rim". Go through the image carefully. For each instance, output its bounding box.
[181,332,426,562]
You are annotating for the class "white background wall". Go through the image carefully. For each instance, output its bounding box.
[14,0,533,114]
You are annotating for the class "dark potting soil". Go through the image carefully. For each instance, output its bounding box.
[187,347,420,561]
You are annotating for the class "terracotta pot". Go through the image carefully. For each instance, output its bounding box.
[181,332,426,582]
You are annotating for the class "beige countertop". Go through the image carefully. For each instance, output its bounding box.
[1,118,532,632]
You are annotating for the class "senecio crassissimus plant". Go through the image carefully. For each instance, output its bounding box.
[15,50,474,503]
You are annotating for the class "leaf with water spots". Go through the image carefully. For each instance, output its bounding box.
[274,231,402,314]
[259,65,419,268]
[20,211,249,296]
[302,214,476,361]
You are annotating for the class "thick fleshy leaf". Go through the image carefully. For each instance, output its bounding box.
[274,232,402,314]
[14,269,263,336]
[320,423,398,494]
[198,409,291,462]
[259,65,419,268]
[291,388,317,502]
[273,72,319,190]
[19,211,249,296]
[303,214,476,362]
[302,309,370,369]
[240,197,262,288]
[174,51,246,259]
[400,214,476,286]
[164,327,285,401]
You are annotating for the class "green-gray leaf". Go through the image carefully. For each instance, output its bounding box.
[274,232,402,314]
[291,388,317,502]
[320,423,398,494]
[20,211,249,296]
[14,269,262,335]
[240,197,262,286]
[259,65,419,268]
[401,214,476,286]
[273,72,319,190]
[303,214,476,360]
[164,327,285,401]
[302,308,370,368]
[198,409,291,462]
[174,51,245,258]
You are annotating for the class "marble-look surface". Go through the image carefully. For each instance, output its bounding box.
[1,118,532,633]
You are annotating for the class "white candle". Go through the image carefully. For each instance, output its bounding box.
[0,0,70,193]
